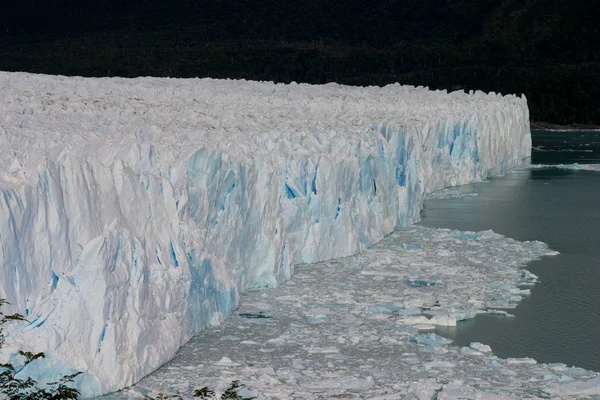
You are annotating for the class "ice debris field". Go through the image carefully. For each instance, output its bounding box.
[105,226,600,400]
[0,70,585,398]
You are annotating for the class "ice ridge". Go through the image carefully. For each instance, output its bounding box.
[0,72,530,396]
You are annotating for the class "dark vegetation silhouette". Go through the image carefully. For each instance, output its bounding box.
[145,381,256,399]
[1,0,598,125]
[0,299,81,399]
[1,299,254,399]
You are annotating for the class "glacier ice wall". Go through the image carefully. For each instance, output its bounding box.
[0,72,530,397]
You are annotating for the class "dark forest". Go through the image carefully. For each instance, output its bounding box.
[1,0,598,125]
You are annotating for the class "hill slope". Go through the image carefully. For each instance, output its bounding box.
[1,0,598,124]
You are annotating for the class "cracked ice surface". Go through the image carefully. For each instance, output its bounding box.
[0,71,530,396]
[105,226,600,399]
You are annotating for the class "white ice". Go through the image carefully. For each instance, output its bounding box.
[525,163,600,171]
[0,71,531,396]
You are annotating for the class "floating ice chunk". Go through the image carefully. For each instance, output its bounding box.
[449,230,479,240]
[214,357,240,366]
[233,387,260,399]
[420,346,449,355]
[437,381,514,400]
[461,347,484,356]
[509,288,531,295]
[413,324,436,331]
[254,366,274,375]
[486,310,515,317]
[429,314,458,326]
[478,230,504,239]
[469,342,492,353]
[488,283,514,290]
[398,316,432,326]
[340,314,362,326]
[245,302,273,311]
[506,357,537,364]
[380,336,399,345]
[265,336,288,346]
[365,305,394,314]
[424,361,456,371]
[517,270,539,285]
[548,376,600,397]
[455,311,480,321]
[428,310,478,326]
[397,306,423,316]
[365,393,404,400]
[506,294,524,303]
[305,315,330,323]
[241,317,275,325]
[544,374,575,383]
[258,374,280,385]
[408,379,442,400]
[300,376,375,389]
[411,333,453,346]
[307,346,339,354]
[319,302,346,309]
[425,186,479,200]
[365,302,403,314]
[549,363,569,371]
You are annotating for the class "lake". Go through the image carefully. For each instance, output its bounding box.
[421,129,600,371]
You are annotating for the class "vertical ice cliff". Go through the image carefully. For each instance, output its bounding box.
[0,72,530,397]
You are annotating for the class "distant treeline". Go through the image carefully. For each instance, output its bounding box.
[1,0,598,124]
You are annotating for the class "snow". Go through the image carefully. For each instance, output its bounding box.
[0,71,531,397]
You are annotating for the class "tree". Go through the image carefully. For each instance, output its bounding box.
[1,299,256,400]
[0,299,82,400]
[146,381,257,400]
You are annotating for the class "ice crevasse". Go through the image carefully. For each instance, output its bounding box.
[0,72,531,397]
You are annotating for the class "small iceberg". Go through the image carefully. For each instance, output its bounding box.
[410,333,453,347]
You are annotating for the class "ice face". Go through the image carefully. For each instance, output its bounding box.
[104,226,598,400]
[0,72,531,396]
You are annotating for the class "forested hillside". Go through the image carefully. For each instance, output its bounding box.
[1,0,598,124]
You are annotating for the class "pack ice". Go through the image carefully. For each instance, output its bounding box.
[0,71,530,397]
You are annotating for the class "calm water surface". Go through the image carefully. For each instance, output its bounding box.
[420,130,600,371]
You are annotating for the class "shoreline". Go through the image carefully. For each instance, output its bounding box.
[531,121,600,131]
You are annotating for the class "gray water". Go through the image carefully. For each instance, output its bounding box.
[420,130,600,371]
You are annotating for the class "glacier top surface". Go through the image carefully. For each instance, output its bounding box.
[0,71,525,188]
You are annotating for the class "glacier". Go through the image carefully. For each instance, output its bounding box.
[0,71,530,397]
